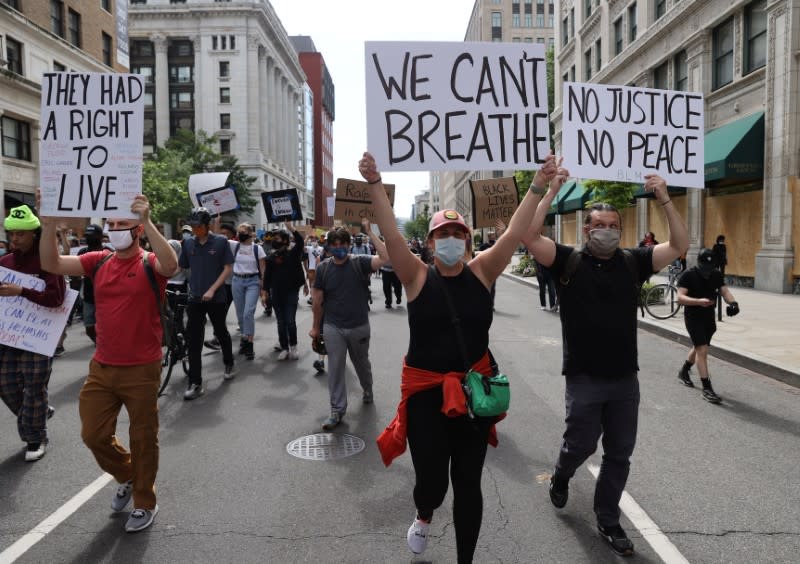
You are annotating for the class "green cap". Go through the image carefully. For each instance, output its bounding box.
[4,205,41,231]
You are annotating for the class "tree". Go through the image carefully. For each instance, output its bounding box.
[583,179,637,211]
[404,204,430,240]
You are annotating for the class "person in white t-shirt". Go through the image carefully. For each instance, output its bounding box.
[304,235,324,305]
[230,223,266,360]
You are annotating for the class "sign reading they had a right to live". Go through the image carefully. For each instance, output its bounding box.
[334,179,395,224]
[469,177,519,229]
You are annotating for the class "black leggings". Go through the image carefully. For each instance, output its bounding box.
[407,386,491,564]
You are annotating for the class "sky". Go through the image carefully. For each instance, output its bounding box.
[269,0,474,219]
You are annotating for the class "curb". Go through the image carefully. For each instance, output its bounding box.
[500,271,800,389]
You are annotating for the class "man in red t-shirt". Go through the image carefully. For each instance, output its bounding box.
[39,194,177,534]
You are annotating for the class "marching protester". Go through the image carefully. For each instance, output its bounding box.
[379,237,403,309]
[0,205,66,462]
[39,193,178,532]
[262,222,307,361]
[309,218,386,431]
[231,223,266,361]
[368,150,559,563]
[180,207,236,399]
[204,222,236,350]
[304,234,324,305]
[676,248,740,403]
[521,171,688,557]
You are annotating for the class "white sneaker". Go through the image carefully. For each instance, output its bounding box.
[277,349,289,360]
[288,346,299,360]
[24,441,47,462]
[407,515,430,555]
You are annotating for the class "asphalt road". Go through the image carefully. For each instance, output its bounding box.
[1,276,798,564]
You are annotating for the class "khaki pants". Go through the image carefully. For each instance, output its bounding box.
[79,359,161,510]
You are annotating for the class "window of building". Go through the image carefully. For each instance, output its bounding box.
[628,2,637,42]
[143,117,155,149]
[170,0,186,4]
[525,13,533,27]
[655,0,666,20]
[219,139,229,154]
[102,32,112,66]
[170,91,193,109]
[536,14,544,27]
[712,17,734,89]
[525,37,534,43]
[6,36,22,75]
[1,116,32,161]
[68,9,81,47]
[548,14,553,27]
[614,17,623,55]
[585,0,593,19]
[51,0,65,38]
[584,48,592,80]
[562,16,569,45]
[570,65,575,82]
[212,36,218,50]
[524,0,532,11]
[54,61,66,71]
[513,14,520,27]
[143,91,154,108]
[2,0,20,9]
[169,40,192,57]
[130,0,146,4]
[744,0,767,73]
[536,37,545,44]
[549,37,554,49]
[674,50,687,91]
[220,113,230,129]
[102,0,111,12]
[169,116,194,136]
[230,35,235,49]
[492,12,502,40]
[653,60,668,89]
[570,7,575,36]
[132,64,154,83]
[132,41,153,57]
[512,37,521,42]
[221,35,227,50]
[169,65,193,83]
[595,38,602,71]
[220,87,230,104]
[219,60,230,78]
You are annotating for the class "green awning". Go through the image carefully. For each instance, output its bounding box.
[704,111,764,183]
[549,180,576,214]
[561,182,590,213]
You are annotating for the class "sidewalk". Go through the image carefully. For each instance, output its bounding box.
[502,256,800,389]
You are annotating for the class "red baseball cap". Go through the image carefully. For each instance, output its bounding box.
[427,209,470,237]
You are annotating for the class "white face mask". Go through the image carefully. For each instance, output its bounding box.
[108,229,135,251]
[434,236,466,266]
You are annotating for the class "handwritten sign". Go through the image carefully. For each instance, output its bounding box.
[469,177,519,229]
[365,41,550,172]
[262,189,303,223]
[334,178,395,224]
[0,267,78,357]
[39,73,145,218]
[188,172,230,207]
[561,82,705,188]
[196,186,240,217]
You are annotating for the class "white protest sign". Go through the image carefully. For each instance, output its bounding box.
[561,82,705,188]
[0,267,78,357]
[196,186,240,216]
[365,41,550,172]
[188,172,230,207]
[270,197,293,217]
[326,197,336,217]
[39,73,145,218]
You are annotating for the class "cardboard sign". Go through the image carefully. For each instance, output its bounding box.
[188,172,230,206]
[333,178,395,224]
[39,73,145,218]
[196,185,240,216]
[561,82,705,188]
[469,177,520,229]
[262,189,303,223]
[0,267,78,357]
[365,41,550,172]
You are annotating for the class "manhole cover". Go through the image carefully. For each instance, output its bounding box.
[286,433,365,461]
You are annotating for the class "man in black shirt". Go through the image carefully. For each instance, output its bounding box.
[676,248,739,403]
[522,172,688,557]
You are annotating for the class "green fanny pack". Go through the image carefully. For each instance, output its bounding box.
[463,370,510,417]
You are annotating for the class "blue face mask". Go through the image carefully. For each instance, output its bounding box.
[182,232,192,241]
[0,248,6,256]
[434,237,466,266]
[330,247,348,260]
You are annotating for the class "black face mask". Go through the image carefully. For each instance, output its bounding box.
[86,236,103,247]
[237,232,251,242]
[271,240,285,250]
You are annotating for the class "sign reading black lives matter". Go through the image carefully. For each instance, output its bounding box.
[365,42,550,172]
[561,82,705,188]
[39,73,144,218]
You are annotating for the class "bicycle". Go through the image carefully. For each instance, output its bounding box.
[643,264,683,320]
[160,289,190,396]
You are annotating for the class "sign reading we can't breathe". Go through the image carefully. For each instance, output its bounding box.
[365,42,550,172]
[561,82,705,188]
[39,72,145,218]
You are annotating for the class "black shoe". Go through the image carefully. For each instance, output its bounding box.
[203,338,221,351]
[313,360,325,373]
[396,297,401,304]
[549,476,568,509]
[702,387,722,404]
[385,303,392,309]
[238,339,246,355]
[597,523,634,557]
[677,365,694,387]
[244,341,255,361]
[47,406,55,419]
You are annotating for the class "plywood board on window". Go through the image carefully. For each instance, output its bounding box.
[704,189,762,277]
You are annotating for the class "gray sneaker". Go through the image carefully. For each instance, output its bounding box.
[111,480,134,512]
[322,412,342,431]
[183,383,204,401]
[223,364,237,380]
[125,505,159,533]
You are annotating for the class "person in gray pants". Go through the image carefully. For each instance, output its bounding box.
[309,223,386,430]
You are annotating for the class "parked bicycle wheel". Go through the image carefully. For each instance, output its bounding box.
[160,344,178,397]
[644,283,682,319]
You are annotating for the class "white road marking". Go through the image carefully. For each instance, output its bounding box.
[588,464,690,564]
[0,473,113,564]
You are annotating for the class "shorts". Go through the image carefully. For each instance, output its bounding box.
[82,301,96,326]
[307,269,316,284]
[685,315,716,347]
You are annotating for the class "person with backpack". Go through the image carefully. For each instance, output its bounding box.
[309,223,386,430]
[521,172,688,557]
[38,193,178,533]
[231,223,266,361]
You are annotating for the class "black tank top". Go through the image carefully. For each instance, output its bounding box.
[406,265,493,373]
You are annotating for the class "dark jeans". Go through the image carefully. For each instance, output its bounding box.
[186,301,233,385]
[407,386,491,564]
[555,373,640,527]
[381,270,402,305]
[272,290,299,349]
[537,268,557,308]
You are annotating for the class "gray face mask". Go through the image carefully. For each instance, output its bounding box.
[587,228,621,257]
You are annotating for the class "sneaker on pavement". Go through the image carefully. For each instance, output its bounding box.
[702,387,722,404]
[549,475,569,508]
[244,341,255,361]
[362,390,374,404]
[277,349,289,360]
[322,412,342,431]
[288,346,299,360]
[407,516,430,555]
[111,480,134,512]
[183,383,204,401]
[223,364,237,380]
[47,405,55,419]
[385,303,392,309]
[678,365,694,387]
[53,346,65,357]
[597,523,634,557]
[24,441,47,462]
[396,297,401,305]
[313,360,325,373]
[203,338,221,351]
[125,505,159,533]
[273,342,282,352]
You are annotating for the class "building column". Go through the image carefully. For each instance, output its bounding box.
[756,2,798,292]
[259,50,267,157]
[151,34,170,147]
[684,33,709,262]
[269,65,278,163]
[188,35,201,133]
[246,34,262,158]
